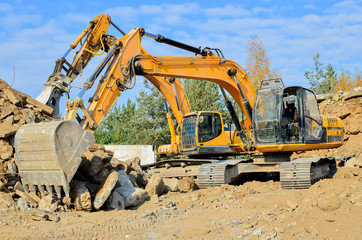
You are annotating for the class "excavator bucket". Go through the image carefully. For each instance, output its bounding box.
[15,120,94,198]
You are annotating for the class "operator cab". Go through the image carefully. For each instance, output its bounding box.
[180,111,235,157]
[253,79,324,146]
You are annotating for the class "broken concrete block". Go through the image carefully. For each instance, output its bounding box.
[0,140,13,160]
[38,195,60,212]
[164,178,179,192]
[179,177,196,192]
[93,171,119,210]
[114,170,148,208]
[15,190,38,208]
[70,181,92,211]
[88,143,105,152]
[2,89,22,106]
[0,122,18,138]
[22,109,36,123]
[87,156,104,178]
[145,174,164,196]
[106,190,125,210]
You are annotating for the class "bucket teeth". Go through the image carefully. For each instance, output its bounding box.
[63,185,70,198]
[39,185,46,198]
[47,185,54,196]
[30,185,37,194]
[55,186,62,198]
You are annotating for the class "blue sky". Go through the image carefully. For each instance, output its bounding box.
[0,0,361,111]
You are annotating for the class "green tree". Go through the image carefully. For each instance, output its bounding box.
[94,80,171,146]
[183,79,222,112]
[305,53,337,94]
[183,79,239,124]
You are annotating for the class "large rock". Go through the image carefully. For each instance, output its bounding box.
[106,191,125,210]
[70,181,92,211]
[163,178,179,192]
[125,157,143,174]
[87,156,105,178]
[114,170,148,208]
[179,177,196,192]
[317,193,341,212]
[145,174,164,196]
[93,171,119,210]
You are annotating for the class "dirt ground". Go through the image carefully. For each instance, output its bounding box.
[0,167,361,240]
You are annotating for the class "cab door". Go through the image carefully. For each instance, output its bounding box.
[301,89,323,143]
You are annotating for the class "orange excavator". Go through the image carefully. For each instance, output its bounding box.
[14,14,343,198]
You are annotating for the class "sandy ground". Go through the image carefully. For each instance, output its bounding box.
[1,167,361,240]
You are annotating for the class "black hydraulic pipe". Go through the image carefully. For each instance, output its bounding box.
[144,32,208,56]
[227,69,253,121]
[219,87,248,146]
[110,20,126,36]
[78,45,119,97]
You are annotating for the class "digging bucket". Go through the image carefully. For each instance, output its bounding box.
[15,120,94,198]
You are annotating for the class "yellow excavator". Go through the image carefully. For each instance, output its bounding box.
[14,14,343,198]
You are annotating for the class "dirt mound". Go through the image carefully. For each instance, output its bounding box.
[0,166,360,239]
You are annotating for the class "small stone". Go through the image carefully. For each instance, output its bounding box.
[253,226,264,236]
[243,222,254,229]
[17,197,30,211]
[166,200,176,208]
[93,171,119,210]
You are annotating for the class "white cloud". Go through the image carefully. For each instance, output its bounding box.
[204,4,250,17]
[252,7,276,14]
[304,4,317,10]
[0,3,13,12]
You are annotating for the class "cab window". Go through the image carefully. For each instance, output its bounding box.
[198,113,222,143]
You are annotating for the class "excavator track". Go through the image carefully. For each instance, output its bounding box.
[197,159,247,188]
[280,157,336,189]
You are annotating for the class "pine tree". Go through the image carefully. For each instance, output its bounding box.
[305,53,337,94]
